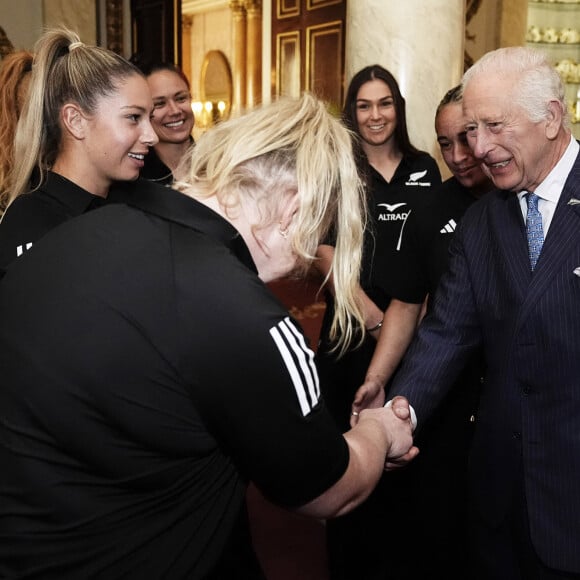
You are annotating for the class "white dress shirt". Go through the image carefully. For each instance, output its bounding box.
[517,135,579,236]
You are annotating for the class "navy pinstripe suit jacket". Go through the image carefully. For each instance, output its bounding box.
[389,151,580,573]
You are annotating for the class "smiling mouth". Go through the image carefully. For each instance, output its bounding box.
[128,153,145,161]
[165,120,184,128]
[488,159,510,169]
[368,124,385,131]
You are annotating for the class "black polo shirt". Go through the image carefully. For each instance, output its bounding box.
[0,183,349,579]
[140,138,194,185]
[360,152,442,308]
[140,146,173,184]
[387,176,480,305]
[0,171,106,277]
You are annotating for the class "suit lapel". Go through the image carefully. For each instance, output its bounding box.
[493,191,531,297]
[519,153,580,316]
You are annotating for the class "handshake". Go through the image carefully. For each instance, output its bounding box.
[350,396,419,471]
[383,396,419,470]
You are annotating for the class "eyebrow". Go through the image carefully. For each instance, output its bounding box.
[153,90,190,99]
[120,104,149,113]
[356,95,393,103]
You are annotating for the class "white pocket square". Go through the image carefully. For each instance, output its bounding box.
[568,198,580,205]
[574,267,580,277]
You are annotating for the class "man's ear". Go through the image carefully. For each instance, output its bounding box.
[61,103,87,140]
[545,100,564,140]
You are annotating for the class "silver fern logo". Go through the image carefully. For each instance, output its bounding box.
[405,170,431,187]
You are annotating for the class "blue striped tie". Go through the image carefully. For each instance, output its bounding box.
[526,192,544,271]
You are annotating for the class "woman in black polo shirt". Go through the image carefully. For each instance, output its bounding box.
[315,64,442,580]
[0,92,418,579]
[0,27,158,277]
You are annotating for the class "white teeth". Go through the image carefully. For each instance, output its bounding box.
[369,124,384,130]
[490,160,509,168]
[165,120,184,128]
[128,153,145,160]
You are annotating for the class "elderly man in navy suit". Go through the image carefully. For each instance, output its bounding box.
[387,46,580,579]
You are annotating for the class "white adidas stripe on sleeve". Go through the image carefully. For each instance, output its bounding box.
[269,317,319,416]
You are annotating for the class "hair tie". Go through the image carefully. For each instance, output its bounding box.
[69,41,84,52]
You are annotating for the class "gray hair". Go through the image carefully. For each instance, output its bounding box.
[462,46,568,128]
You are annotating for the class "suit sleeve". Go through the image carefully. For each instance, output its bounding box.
[387,217,483,426]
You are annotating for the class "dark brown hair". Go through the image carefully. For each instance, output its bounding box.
[342,64,422,168]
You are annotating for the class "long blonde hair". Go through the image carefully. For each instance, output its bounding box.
[174,93,367,353]
[9,28,143,203]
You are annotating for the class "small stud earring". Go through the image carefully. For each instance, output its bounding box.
[278,221,289,239]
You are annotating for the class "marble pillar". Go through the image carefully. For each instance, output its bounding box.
[346,0,465,174]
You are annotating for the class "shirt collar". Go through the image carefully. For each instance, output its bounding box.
[109,179,257,274]
[517,135,579,204]
[44,171,107,214]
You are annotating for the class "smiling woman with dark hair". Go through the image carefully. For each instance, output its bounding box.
[133,60,195,185]
[315,64,442,580]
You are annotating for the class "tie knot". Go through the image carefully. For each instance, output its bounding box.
[527,192,540,210]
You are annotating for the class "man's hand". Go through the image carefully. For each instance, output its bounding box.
[350,377,385,428]
[384,396,419,471]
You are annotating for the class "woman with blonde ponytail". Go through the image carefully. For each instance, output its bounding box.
[0,27,158,277]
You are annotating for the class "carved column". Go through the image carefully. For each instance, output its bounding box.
[230,0,247,114]
[244,0,262,108]
[181,15,193,84]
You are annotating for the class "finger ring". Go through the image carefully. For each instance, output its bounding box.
[351,411,359,416]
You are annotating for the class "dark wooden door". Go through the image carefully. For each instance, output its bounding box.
[130,0,182,66]
[271,0,346,111]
